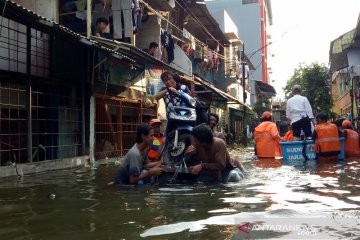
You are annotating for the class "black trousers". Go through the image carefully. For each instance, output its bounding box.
[292,117,312,138]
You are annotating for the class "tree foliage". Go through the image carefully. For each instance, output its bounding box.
[284,63,333,115]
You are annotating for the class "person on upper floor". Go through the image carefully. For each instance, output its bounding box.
[208,113,226,142]
[254,111,282,158]
[148,119,165,162]
[142,42,159,57]
[341,119,360,158]
[94,17,112,39]
[286,84,315,141]
[312,113,340,161]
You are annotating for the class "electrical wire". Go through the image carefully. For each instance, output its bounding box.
[140,0,231,63]
[174,0,233,58]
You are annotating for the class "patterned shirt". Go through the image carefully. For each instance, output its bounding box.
[161,84,190,113]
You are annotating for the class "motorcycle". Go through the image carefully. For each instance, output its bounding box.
[159,89,209,183]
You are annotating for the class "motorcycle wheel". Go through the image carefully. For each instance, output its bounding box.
[164,131,193,166]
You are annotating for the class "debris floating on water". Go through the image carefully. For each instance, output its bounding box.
[47,193,56,200]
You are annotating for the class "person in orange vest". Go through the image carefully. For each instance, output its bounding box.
[254,111,282,158]
[283,125,294,141]
[148,119,165,162]
[312,113,340,161]
[341,119,360,157]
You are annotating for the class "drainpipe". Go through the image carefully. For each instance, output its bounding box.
[242,43,247,147]
[26,26,32,162]
[87,0,91,37]
[351,76,354,127]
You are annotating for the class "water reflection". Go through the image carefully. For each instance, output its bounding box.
[0,154,359,239]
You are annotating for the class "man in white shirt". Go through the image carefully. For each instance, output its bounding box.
[286,85,315,140]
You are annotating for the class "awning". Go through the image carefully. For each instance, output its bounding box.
[194,75,245,106]
[255,80,276,97]
[89,36,191,77]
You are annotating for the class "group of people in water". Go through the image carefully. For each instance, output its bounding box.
[114,72,360,185]
[114,71,243,185]
[114,119,243,185]
[254,84,360,161]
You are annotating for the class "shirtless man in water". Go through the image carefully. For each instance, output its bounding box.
[187,124,244,182]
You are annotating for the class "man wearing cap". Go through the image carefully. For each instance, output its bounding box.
[254,111,282,158]
[286,85,315,141]
[341,119,360,157]
[148,119,165,162]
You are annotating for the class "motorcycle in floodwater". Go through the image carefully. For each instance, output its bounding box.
[160,89,209,183]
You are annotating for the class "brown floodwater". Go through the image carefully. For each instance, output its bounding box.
[0,148,360,239]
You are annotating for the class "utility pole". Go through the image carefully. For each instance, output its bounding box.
[242,43,247,147]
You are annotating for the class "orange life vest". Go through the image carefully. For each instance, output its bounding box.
[314,122,340,158]
[344,129,360,157]
[254,121,281,158]
[283,130,294,141]
[148,136,164,162]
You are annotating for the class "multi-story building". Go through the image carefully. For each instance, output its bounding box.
[206,0,275,107]
[329,15,360,128]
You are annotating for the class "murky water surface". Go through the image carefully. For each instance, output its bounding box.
[1,148,360,239]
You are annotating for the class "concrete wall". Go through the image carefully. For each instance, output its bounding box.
[209,9,238,38]
[0,156,89,178]
[135,15,161,52]
[13,0,58,21]
[206,0,263,81]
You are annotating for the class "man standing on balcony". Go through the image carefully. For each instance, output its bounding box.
[286,85,315,141]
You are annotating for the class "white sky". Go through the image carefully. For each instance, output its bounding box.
[269,0,360,99]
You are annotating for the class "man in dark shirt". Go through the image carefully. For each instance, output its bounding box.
[187,124,244,182]
[114,124,164,185]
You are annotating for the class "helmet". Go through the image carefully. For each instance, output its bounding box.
[150,119,161,126]
[342,119,351,128]
[261,111,272,118]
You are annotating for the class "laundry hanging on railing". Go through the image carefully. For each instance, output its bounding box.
[161,31,175,63]
[112,0,132,38]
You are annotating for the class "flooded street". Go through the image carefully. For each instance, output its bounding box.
[1,148,360,239]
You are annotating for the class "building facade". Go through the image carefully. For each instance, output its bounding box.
[329,15,360,128]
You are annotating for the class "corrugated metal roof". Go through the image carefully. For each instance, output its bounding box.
[194,74,246,106]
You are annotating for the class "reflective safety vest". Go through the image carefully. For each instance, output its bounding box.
[254,121,281,158]
[283,130,294,141]
[148,136,164,162]
[344,129,360,157]
[314,122,340,156]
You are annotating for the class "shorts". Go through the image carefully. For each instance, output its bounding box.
[292,117,312,138]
